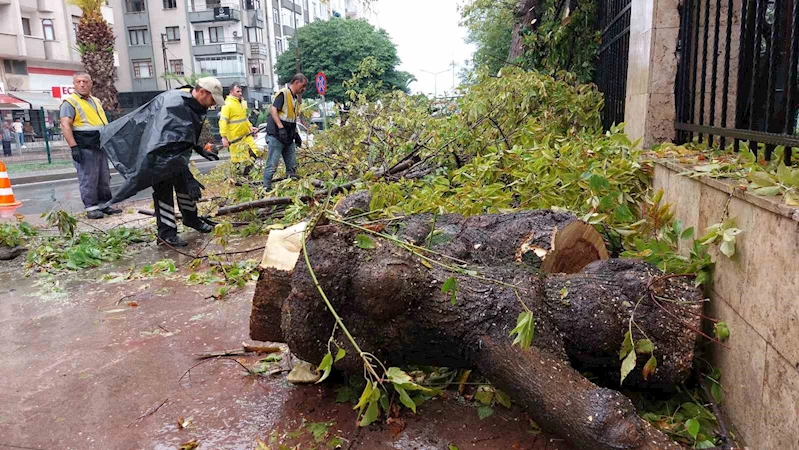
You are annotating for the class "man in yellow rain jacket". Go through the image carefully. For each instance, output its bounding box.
[219,82,260,172]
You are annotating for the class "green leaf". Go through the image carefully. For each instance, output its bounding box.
[620,347,636,385]
[619,330,633,360]
[494,389,512,408]
[306,422,330,442]
[680,226,695,240]
[359,399,380,426]
[685,418,700,440]
[714,321,730,342]
[334,348,346,362]
[473,386,494,405]
[635,339,654,354]
[335,385,356,403]
[710,381,724,404]
[395,385,417,413]
[696,440,717,449]
[588,174,610,191]
[354,234,376,249]
[316,352,334,384]
[354,382,374,411]
[719,239,735,258]
[476,406,494,420]
[510,310,535,349]
[441,276,459,305]
[448,445,459,450]
[753,185,782,196]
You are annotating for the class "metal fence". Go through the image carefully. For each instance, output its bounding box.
[594,0,632,130]
[675,0,799,164]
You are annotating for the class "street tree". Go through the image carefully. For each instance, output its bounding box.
[460,0,516,76]
[276,18,414,103]
[69,0,119,111]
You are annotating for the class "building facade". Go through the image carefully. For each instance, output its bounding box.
[0,0,115,136]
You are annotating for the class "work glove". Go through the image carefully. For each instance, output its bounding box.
[277,128,290,144]
[183,170,205,201]
[194,145,219,161]
[70,146,82,164]
[294,132,302,148]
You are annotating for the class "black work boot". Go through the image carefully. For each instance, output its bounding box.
[184,220,213,233]
[158,235,188,247]
[101,206,123,215]
[87,210,104,220]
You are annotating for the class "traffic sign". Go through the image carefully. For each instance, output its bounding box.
[315,72,327,95]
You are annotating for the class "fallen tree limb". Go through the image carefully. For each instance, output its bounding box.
[250,209,701,450]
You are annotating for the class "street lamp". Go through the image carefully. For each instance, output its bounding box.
[420,68,451,98]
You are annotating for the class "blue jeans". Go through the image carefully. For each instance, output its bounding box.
[263,135,297,190]
[16,133,24,146]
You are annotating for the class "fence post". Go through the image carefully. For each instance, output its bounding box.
[40,107,51,164]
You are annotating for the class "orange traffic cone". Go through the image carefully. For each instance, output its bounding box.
[0,161,22,218]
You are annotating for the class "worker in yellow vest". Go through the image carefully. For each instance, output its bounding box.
[219,82,261,173]
[263,73,307,190]
[60,72,121,219]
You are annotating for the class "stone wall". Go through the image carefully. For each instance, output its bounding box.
[653,161,799,449]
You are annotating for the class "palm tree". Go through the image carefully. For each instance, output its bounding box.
[69,0,119,111]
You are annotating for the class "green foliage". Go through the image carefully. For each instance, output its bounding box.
[713,321,730,342]
[28,227,150,272]
[0,221,36,248]
[276,18,411,102]
[461,0,600,82]
[637,381,725,447]
[441,277,459,305]
[45,209,77,238]
[510,310,535,349]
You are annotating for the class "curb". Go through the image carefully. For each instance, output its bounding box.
[9,155,231,186]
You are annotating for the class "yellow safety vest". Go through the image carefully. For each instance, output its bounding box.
[218,95,252,140]
[63,93,108,131]
[273,87,300,124]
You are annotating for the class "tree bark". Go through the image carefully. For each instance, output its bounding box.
[509,0,541,61]
[251,211,701,450]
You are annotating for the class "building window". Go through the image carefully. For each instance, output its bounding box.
[71,16,80,41]
[42,19,55,41]
[3,60,28,75]
[208,26,222,43]
[195,55,244,76]
[245,0,260,10]
[21,18,32,36]
[249,61,265,74]
[128,28,149,46]
[165,26,180,41]
[194,30,204,45]
[281,8,294,28]
[169,59,184,75]
[125,0,146,12]
[275,38,283,55]
[273,8,279,24]
[246,27,262,43]
[132,59,153,78]
[163,0,176,8]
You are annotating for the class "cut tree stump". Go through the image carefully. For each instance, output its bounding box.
[0,245,26,261]
[251,208,701,450]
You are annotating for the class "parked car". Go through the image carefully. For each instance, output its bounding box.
[255,122,314,150]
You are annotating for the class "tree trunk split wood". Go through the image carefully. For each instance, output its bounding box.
[250,207,700,450]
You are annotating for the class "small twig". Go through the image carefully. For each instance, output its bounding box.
[0,443,44,450]
[345,426,362,450]
[178,356,254,383]
[157,324,171,333]
[471,435,501,444]
[489,117,512,151]
[116,294,136,305]
[127,397,168,427]
[77,218,109,235]
[701,379,732,449]
[650,294,730,349]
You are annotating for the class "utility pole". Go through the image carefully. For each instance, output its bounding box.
[450,60,456,93]
[161,33,170,89]
[420,68,450,98]
[293,1,301,73]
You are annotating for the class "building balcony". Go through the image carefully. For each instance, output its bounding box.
[24,36,46,59]
[244,9,264,28]
[282,25,295,36]
[19,0,36,10]
[43,40,69,61]
[37,0,57,12]
[214,73,247,87]
[192,38,244,56]
[0,33,20,53]
[188,2,241,23]
[249,73,271,89]
[247,42,268,59]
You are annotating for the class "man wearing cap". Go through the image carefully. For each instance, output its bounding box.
[101,77,224,247]
[60,72,121,219]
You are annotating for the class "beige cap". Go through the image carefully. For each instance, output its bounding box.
[196,77,225,106]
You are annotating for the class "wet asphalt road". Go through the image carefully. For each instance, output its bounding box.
[13,160,221,215]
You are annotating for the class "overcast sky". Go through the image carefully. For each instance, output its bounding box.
[372,0,475,96]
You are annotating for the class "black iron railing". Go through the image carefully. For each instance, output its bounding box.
[675,0,799,164]
[594,0,632,130]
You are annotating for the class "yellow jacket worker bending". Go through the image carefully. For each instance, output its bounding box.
[60,72,121,219]
[219,82,261,165]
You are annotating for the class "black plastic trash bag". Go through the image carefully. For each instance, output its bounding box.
[101,89,206,204]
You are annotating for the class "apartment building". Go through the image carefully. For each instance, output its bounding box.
[0,0,115,134]
[110,0,317,111]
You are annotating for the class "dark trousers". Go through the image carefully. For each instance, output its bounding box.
[1,140,11,156]
[74,147,112,211]
[152,175,200,239]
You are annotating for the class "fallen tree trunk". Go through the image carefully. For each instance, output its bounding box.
[251,210,701,450]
